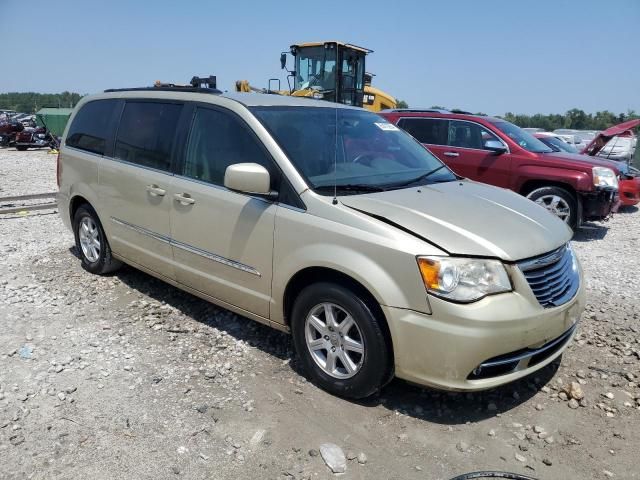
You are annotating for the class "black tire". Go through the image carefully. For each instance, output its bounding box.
[291,282,393,399]
[73,204,122,275]
[16,146,28,151]
[526,186,578,230]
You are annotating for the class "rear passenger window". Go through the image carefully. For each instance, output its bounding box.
[397,118,448,145]
[66,99,118,155]
[115,102,182,171]
[183,107,272,186]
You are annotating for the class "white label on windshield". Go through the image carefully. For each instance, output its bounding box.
[375,122,399,131]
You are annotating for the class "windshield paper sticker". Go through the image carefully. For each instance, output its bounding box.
[375,122,399,131]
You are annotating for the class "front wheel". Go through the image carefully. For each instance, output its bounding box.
[291,282,393,399]
[526,186,578,230]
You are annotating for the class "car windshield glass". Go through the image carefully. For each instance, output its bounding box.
[251,106,456,194]
[493,121,553,153]
[540,136,578,153]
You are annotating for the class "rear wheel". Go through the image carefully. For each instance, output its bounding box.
[73,204,121,275]
[526,186,578,230]
[291,282,392,399]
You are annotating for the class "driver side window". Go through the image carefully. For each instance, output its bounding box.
[447,120,501,151]
[183,107,273,187]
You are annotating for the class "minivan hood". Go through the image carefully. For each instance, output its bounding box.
[340,180,572,261]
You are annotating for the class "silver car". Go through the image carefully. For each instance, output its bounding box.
[57,86,585,398]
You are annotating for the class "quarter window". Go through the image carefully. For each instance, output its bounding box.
[447,120,501,150]
[183,107,272,187]
[65,99,118,155]
[114,102,182,171]
[397,118,448,145]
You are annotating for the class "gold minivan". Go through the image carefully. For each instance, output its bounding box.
[58,83,585,398]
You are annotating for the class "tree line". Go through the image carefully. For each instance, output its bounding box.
[0,92,82,113]
[428,105,639,131]
[2,92,637,132]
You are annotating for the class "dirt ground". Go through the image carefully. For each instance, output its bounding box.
[1,149,638,480]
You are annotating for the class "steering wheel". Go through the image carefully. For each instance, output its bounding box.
[352,153,379,166]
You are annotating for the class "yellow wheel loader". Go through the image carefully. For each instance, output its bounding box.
[235,41,396,112]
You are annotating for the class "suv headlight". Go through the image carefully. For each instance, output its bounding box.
[417,256,512,302]
[592,167,618,189]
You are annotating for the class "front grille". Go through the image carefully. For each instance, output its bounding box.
[518,245,580,308]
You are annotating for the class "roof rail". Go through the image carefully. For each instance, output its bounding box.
[380,108,451,114]
[105,75,221,94]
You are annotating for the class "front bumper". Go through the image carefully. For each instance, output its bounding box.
[580,187,617,220]
[384,263,585,391]
[619,178,640,206]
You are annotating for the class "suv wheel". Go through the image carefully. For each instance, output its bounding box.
[526,186,578,230]
[73,205,122,275]
[291,282,392,399]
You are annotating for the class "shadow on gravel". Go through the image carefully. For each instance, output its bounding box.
[113,263,294,361]
[358,360,559,425]
[617,205,638,214]
[572,222,609,242]
[109,256,561,426]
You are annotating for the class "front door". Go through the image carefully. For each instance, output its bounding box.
[442,120,512,188]
[169,106,277,318]
[99,100,183,279]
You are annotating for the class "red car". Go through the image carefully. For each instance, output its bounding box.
[0,120,24,147]
[380,109,619,230]
[582,120,640,207]
[534,131,640,207]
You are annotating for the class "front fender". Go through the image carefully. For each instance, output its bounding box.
[514,164,593,192]
[270,206,434,325]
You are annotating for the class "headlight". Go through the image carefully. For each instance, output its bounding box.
[417,256,512,302]
[312,92,324,99]
[592,167,618,189]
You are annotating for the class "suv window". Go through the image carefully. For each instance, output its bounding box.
[448,120,501,150]
[114,102,183,171]
[182,107,272,187]
[397,118,448,145]
[66,99,118,155]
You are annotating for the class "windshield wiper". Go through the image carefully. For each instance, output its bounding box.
[384,165,448,188]
[315,184,386,193]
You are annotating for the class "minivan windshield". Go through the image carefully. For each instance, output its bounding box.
[493,121,554,153]
[251,107,456,194]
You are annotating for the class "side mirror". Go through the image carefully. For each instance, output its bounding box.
[280,53,287,70]
[484,140,507,154]
[224,163,275,198]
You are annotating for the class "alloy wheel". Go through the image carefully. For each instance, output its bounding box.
[78,217,101,262]
[304,302,365,379]
[534,194,571,223]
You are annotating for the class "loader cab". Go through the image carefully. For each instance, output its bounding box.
[287,42,369,107]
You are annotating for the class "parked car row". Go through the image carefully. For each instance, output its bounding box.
[378,109,630,229]
[0,110,65,151]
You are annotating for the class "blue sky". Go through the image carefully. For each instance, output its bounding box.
[2,0,638,115]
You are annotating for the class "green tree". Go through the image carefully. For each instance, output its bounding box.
[396,99,409,108]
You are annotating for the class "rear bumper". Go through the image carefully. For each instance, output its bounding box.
[580,188,617,220]
[384,263,585,391]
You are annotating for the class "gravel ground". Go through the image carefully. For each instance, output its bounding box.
[1,149,638,480]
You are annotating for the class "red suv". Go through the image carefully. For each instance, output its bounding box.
[380,110,619,230]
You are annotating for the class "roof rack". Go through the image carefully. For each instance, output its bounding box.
[105,75,221,94]
[380,108,451,114]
